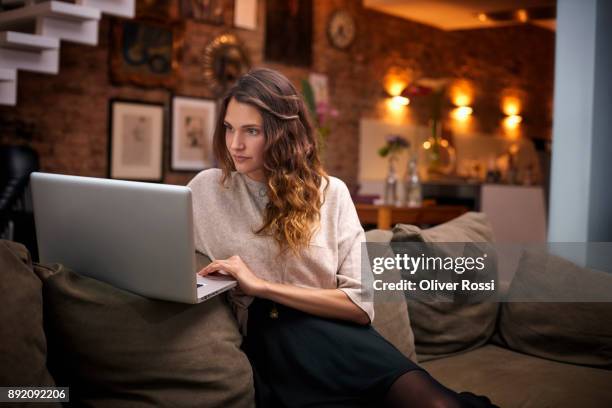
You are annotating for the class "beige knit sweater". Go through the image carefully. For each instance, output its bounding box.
[187,168,374,334]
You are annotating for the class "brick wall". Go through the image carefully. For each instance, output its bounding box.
[0,0,554,191]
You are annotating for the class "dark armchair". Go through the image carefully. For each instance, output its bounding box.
[0,145,39,259]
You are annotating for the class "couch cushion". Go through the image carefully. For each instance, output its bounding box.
[0,240,58,394]
[392,211,494,243]
[391,212,499,362]
[494,249,612,368]
[421,344,612,408]
[365,229,417,363]
[34,259,254,408]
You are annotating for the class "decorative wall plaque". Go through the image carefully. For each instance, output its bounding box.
[202,33,251,95]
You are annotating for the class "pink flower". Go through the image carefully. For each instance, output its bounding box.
[401,84,432,97]
[316,101,340,127]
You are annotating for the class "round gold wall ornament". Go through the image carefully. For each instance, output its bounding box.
[202,33,251,95]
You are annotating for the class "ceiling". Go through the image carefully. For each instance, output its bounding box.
[363,0,556,31]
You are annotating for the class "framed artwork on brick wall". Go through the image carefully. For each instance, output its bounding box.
[171,96,217,171]
[110,19,183,89]
[108,99,164,182]
[264,0,312,67]
[234,0,257,30]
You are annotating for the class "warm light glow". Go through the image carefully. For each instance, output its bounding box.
[509,143,519,155]
[423,141,431,149]
[501,94,523,137]
[503,114,522,129]
[391,95,410,106]
[505,104,519,116]
[477,13,488,22]
[451,106,473,121]
[388,81,407,97]
[516,9,528,23]
[502,96,521,116]
[385,98,407,118]
[440,139,449,148]
[386,95,409,116]
[382,70,413,123]
[449,81,474,130]
[450,80,474,107]
[454,94,470,106]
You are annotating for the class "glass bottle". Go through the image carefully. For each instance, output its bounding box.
[403,157,422,208]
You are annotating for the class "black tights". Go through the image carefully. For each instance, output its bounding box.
[385,370,499,408]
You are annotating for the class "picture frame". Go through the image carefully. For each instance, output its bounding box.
[108,99,165,182]
[110,19,183,89]
[181,0,234,25]
[234,0,257,30]
[171,95,217,172]
[264,0,312,67]
[308,72,329,104]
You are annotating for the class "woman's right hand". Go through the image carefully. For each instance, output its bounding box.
[198,255,268,297]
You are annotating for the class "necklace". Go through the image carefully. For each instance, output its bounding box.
[269,302,279,319]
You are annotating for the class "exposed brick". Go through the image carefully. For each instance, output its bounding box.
[0,0,554,192]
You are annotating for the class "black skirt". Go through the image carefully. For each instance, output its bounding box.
[241,298,425,408]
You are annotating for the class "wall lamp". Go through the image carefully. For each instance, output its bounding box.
[502,97,523,130]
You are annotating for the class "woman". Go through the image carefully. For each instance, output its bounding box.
[188,68,497,408]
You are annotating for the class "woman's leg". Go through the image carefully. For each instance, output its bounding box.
[384,370,499,408]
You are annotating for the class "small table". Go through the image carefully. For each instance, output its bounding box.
[355,202,469,230]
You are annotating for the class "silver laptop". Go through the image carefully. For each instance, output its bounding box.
[30,172,237,303]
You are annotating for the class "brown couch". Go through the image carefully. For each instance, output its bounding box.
[1,212,611,407]
[367,212,612,408]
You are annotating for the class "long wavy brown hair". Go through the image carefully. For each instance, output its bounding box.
[213,68,330,257]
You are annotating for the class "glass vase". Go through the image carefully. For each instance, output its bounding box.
[403,157,422,207]
[383,156,399,206]
[423,120,456,179]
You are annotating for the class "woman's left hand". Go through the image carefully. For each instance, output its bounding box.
[198,255,267,297]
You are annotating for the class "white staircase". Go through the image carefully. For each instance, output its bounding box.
[76,0,133,19]
[0,0,135,106]
[0,31,59,73]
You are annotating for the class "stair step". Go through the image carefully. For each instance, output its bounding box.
[0,30,59,50]
[0,67,16,81]
[77,0,135,18]
[0,1,101,45]
[0,1,101,24]
[4,1,135,18]
[0,31,59,74]
[0,68,17,105]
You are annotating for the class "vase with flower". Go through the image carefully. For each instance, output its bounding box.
[378,134,410,206]
[401,78,456,179]
[301,79,339,159]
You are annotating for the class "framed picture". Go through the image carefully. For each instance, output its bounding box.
[264,0,312,67]
[110,19,183,89]
[181,0,234,25]
[108,99,164,181]
[171,96,217,171]
[309,72,329,104]
[234,0,257,30]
